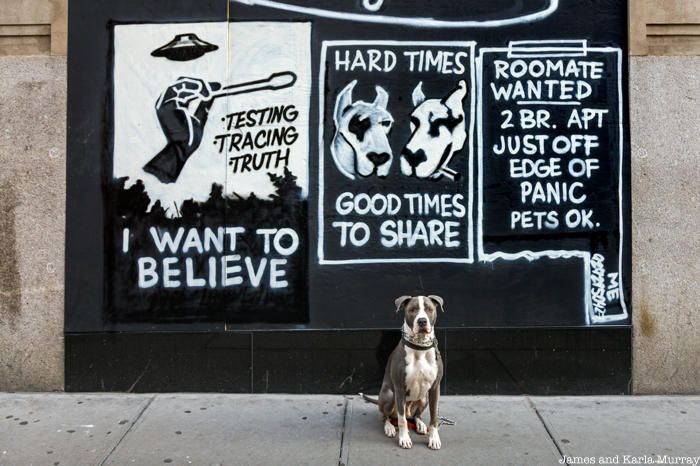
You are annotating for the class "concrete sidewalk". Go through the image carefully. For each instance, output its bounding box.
[1,395,699,466]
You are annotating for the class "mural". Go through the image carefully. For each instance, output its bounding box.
[477,41,628,324]
[81,0,630,328]
[108,22,311,323]
[319,41,476,264]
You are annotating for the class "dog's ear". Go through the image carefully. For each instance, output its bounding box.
[334,80,357,124]
[442,80,467,112]
[412,82,426,107]
[373,86,389,110]
[394,296,411,313]
[428,295,445,312]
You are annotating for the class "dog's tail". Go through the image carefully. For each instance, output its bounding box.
[359,392,379,404]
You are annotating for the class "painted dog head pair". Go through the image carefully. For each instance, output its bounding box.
[331,80,468,181]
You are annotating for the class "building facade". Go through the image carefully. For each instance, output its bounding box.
[0,0,698,394]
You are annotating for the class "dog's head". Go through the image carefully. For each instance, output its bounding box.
[401,80,468,180]
[331,80,394,179]
[395,295,444,335]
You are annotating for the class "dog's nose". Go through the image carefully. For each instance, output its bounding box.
[417,318,428,328]
[401,148,427,168]
[367,152,390,167]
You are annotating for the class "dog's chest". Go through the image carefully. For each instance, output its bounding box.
[404,347,438,401]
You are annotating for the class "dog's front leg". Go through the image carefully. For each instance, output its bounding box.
[395,390,412,449]
[427,384,442,450]
[412,399,428,434]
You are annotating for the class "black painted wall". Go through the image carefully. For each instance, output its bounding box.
[66,0,631,393]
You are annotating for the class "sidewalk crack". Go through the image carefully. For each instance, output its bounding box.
[98,395,157,466]
[338,396,353,466]
[526,396,569,466]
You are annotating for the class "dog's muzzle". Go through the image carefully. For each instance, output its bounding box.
[401,148,427,170]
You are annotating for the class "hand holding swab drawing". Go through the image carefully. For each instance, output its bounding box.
[143,72,297,184]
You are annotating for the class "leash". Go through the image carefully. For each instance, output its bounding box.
[359,394,456,428]
[388,416,456,432]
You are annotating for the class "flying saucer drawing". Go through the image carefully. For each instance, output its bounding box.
[151,33,219,61]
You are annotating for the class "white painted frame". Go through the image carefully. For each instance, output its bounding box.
[318,40,477,265]
[475,40,629,324]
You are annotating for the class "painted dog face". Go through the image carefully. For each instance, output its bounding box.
[331,80,394,179]
[395,295,444,335]
[401,80,468,180]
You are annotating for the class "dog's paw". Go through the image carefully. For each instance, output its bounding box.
[428,436,441,450]
[398,431,413,449]
[384,420,397,438]
[414,418,428,435]
[428,428,441,450]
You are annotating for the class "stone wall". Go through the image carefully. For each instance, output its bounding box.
[630,56,700,394]
[0,56,65,390]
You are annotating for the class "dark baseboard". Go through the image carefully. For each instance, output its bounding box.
[65,328,631,395]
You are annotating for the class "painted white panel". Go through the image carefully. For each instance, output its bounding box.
[113,21,310,217]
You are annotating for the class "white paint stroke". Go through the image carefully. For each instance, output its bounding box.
[516,101,582,106]
[231,0,559,28]
[508,39,588,58]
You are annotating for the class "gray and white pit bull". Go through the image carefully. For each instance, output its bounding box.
[366,295,445,450]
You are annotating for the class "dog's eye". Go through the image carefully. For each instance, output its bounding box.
[348,115,372,141]
[410,116,420,130]
[380,120,392,129]
[429,114,463,137]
